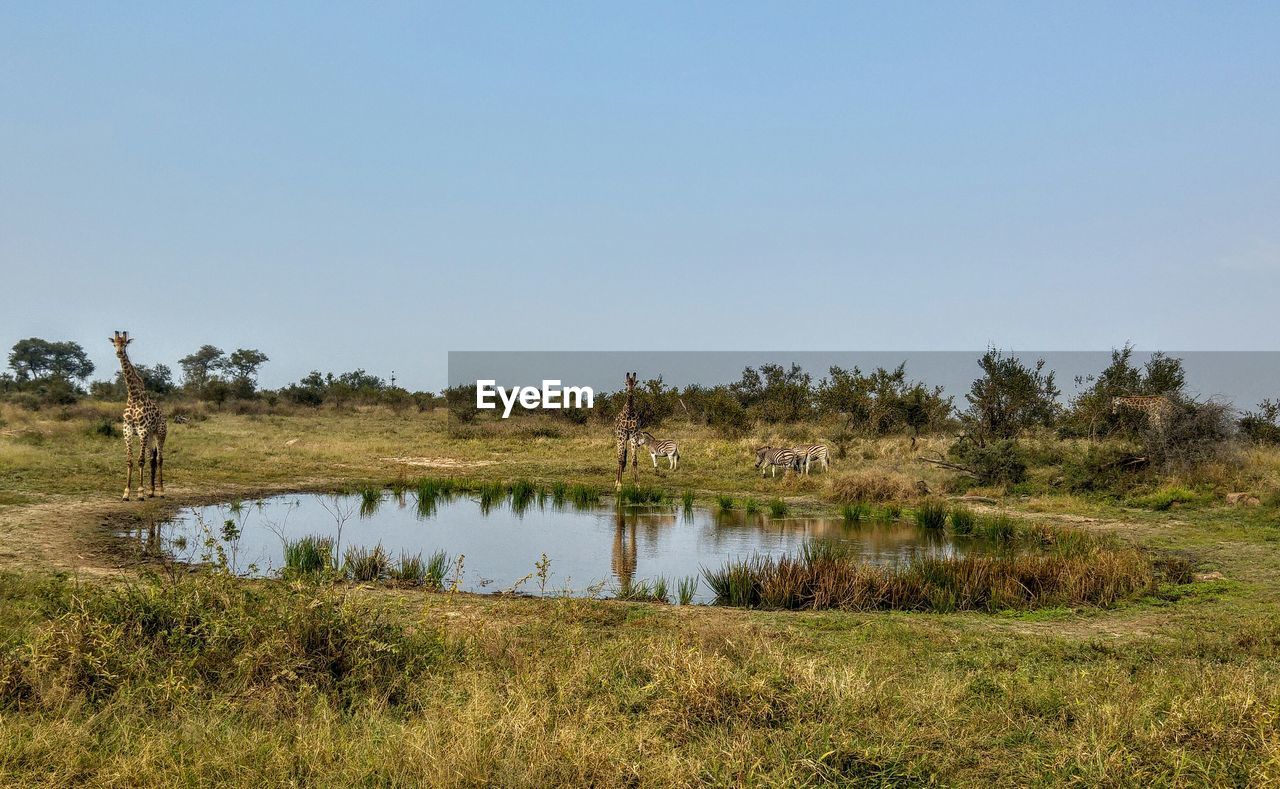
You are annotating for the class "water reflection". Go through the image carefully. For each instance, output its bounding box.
[150,491,1005,603]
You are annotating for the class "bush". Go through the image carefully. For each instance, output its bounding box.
[1061,444,1149,494]
[1143,399,1235,472]
[947,439,1027,486]
[1240,400,1280,444]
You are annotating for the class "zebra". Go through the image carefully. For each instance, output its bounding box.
[634,430,680,471]
[754,446,799,478]
[791,443,830,475]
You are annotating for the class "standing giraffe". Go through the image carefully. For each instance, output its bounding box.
[1111,395,1174,432]
[110,331,167,500]
[614,372,639,490]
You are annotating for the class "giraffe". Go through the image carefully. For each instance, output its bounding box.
[110,331,167,500]
[1111,395,1174,432]
[614,372,639,490]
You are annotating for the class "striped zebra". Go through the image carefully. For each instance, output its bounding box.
[791,443,830,475]
[754,446,799,478]
[635,431,680,470]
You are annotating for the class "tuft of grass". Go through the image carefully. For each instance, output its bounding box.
[717,494,735,511]
[841,502,869,523]
[509,479,538,513]
[914,499,948,530]
[424,550,450,590]
[768,498,788,517]
[567,483,600,508]
[881,503,903,520]
[283,535,334,576]
[1130,485,1205,511]
[744,498,760,514]
[678,575,699,605]
[974,514,1017,542]
[358,486,383,517]
[950,506,976,535]
[826,471,917,504]
[620,483,665,505]
[681,489,695,510]
[343,544,390,582]
[390,552,426,584]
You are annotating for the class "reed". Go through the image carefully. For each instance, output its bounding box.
[841,502,869,523]
[717,494,735,511]
[390,551,426,584]
[677,575,699,605]
[914,499,948,530]
[950,505,976,535]
[424,550,450,590]
[703,541,1153,612]
[768,498,788,517]
[620,483,665,504]
[283,535,334,576]
[344,543,390,582]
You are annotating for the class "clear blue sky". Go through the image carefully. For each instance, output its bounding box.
[2,2,1277,390]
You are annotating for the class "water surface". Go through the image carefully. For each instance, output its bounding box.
[149,491,1002,603]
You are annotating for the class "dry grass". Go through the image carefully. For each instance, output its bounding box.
[825,469,920,504]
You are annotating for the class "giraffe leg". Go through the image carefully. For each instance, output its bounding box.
[156,432,165,497]
[136,434,149,500]
[123,433,134,501]
[616,439,626,491]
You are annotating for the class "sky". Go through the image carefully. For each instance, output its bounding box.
[2,2,1277,390]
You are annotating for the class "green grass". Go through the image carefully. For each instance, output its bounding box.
[914,499,948,530]
[950,505,976,535]
[767,498,788,517]
[283,535,334,576]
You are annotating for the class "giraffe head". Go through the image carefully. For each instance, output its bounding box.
[109,330,133,358]
[624,372,638,392]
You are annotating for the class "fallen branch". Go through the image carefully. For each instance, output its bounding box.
[914,456,978,477]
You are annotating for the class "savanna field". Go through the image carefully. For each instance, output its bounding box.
[0,399,1278,786]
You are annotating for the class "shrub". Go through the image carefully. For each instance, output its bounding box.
[1142,399,1236,472]
[948,439,1027,486]
[1130,485,1205,511]
[1240,400,1280,444]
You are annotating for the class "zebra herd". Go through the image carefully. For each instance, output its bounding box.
[630,431,831,478]
[754,444,831,477]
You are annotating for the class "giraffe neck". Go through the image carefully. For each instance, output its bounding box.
[119,353,146,403]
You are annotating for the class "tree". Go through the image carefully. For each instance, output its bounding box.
[178,345,226,390]
[90,364,175,400]
[223,349,269,384]
[1068,346,1187,437]
[962,349,1060,443]
[8,338,94,382]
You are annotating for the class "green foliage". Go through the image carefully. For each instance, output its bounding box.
[961,348,1060,441]
[8,338,94,382]
[677,576,699,605]
[948,439,1028,485]
[841,502,869,523]
[950,506,976,535]
[767,499,788,517]
[818,363,953,436]
[1240,400,1280,444]
[390,552,426,584]
[283,535,335,576]
[1067,346,1187,437]
[343,544,391,582]
[1129,485,1207,511]
[620,484,665,504]
[914,500,948,530]
[717,494,735,511]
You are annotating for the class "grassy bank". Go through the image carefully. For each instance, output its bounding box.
[1,403,1279,784]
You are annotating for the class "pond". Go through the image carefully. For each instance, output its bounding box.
[144,490,1007,603]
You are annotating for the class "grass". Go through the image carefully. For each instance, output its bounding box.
[717,494,734,511]
[914,499,948,530]
[841,502,869,522]
[283,535,334,575]
[619,483,665,505]
[767,498,788,517]
[3,403,1280,783]
[705,539,1156,612]
[950,505,976,534]
[343,543,390,582]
